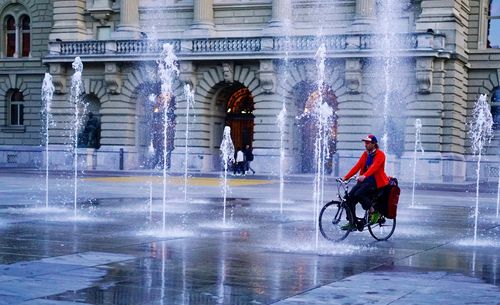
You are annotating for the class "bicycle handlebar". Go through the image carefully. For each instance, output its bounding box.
[335,176,357,196]
[336,176,357,184]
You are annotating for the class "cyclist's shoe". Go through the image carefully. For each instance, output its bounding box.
[341,222,356,231]
[369,211,381,225]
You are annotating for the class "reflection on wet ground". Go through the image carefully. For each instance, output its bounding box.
[0,175,499,304]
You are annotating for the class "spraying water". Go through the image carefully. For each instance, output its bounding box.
[376,0,405,152]
[468,94,494,242]
[277,20,293,214]
[277,104,287,214]
[411,119,424,207]
[220,126,235,225]
[70,57,86,218]
[157,43,179,232]
[497,170,500,218]
[147,94,156,220]
[42,73,55,208]
[183,84,195,202]
[312,43,334,250]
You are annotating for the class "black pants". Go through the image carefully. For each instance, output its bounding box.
[346,179,376,220]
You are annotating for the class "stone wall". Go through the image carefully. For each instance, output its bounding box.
[0,0,52,167]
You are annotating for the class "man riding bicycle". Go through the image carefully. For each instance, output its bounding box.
[341,134,389,230]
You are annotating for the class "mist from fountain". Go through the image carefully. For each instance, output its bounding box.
[147,94,156,220]
[70,57,86,218]
[157,43,179,232]
[276,19,293,215]
[183,84,195,202]
[497,171,500,218]
[376,0,407,153]
[411,119,424,207]
[312,43,334,250]
[277,104,286,214]
[220,126,235,225]
[468,94,494,242]
[42,73,55,208]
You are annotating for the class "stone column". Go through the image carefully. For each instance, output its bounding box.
[350,0,376,32]
[14,23,20,57]
[49,0,88,40]
[356,0,375,18]
[185,0,214,37]
[264,0,293,35]
[112,0,140,39]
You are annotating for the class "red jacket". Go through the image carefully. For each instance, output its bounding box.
[343,149,389,188]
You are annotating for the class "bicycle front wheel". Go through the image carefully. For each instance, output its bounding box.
[319,200,353,242]
[368,216,396,241]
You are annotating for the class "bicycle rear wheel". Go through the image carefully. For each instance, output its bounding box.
[368,216,396,241]
[319,200,353,242]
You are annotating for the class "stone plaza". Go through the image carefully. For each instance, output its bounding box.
[0,0,500,182]
[0,170,498,304]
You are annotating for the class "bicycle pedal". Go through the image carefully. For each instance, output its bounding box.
[356,220,365,231]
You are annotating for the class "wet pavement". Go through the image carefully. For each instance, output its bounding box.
[0,171,499,304]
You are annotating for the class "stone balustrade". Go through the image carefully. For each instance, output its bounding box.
[60,41,107,55]
[44,32,447,61]
[192,38,261,53]
[115,40,181,54]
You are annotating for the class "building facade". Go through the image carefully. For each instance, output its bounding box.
[0,0,499,182]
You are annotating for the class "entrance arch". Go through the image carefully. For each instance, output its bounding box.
[220,83,255,151]
[293,81,338,173]
[135,83,177,168]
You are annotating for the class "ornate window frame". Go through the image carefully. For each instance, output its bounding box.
[0,4,31,58]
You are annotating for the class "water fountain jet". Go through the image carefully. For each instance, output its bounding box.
[70,57,86,219]
[220,126,235,225]
[411,119,424,207]
[42,73,55,208]
[312,43,334,250]
[157,43,179,232]
[468,94,494,242]
[183,84,195,202]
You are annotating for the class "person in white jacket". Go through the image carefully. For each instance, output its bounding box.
[235,148,245,175]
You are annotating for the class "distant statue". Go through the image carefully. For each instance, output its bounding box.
[222,62,233,83]
[79,112,101,149]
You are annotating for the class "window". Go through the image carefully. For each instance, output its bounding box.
[2,9,31,58]
[20,15,30,57]
[5,15,15,57]
[9,90,24,126]
[488,0,500,48]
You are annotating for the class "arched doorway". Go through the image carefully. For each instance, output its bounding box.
[294,82,338,173]
[135,83,176,169]
[78,94,101,149]
[151,93,176,169]
[222,84,255,151]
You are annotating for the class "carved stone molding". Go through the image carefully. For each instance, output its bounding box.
[88,0,113,25]
[345,58,362,94]
[416,57,433,94]
[179,61,197,87]
[258,60,276,94]
[104,63,121,94]
[49,63,67,95]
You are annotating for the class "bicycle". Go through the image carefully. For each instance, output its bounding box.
[319,177,396,242]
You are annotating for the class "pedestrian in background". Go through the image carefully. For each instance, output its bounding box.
[243,144,256,175]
